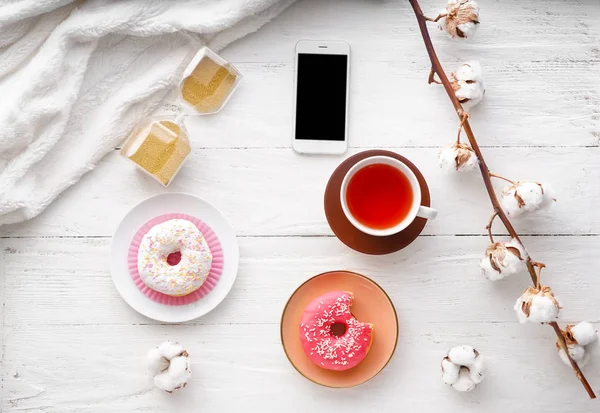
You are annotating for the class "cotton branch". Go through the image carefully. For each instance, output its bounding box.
[485,211,498,243]
[428,68,442,84]
[532,262,546,290]
[489,172,515,184]
[425,13,447,22]
[408,0,596,399]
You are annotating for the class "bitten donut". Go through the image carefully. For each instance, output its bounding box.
[299,290,374,371]
[138,219,212,296]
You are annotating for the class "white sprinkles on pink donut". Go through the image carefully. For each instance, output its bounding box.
[299,291,374,371]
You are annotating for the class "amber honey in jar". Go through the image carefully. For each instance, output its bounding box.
[120,118,191,186]
[179,47,242,115]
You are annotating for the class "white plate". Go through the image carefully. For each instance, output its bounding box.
[110,193,239,322]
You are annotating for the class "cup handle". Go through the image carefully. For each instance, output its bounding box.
[417,205,437,220]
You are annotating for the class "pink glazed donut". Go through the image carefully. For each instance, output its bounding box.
[299,291,374,371]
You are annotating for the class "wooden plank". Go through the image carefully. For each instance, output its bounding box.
[185,59,600,149]
[2,236,599,326]
[0,244,5,399]
[225,0,600,64]
[178,0,600,148]
[2,147,599,237]
[2,322,599,413]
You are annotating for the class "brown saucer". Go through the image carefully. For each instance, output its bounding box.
[324,150,431,255]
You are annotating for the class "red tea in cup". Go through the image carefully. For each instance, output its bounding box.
[345,163,414,230]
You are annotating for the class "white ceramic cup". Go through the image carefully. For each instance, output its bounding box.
[340,156,438,237]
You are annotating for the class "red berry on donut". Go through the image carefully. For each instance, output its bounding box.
[299,291,374,371]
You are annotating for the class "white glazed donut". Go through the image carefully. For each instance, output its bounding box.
[138,219,212,296]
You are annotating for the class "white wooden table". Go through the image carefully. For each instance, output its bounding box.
[1,0,600,411]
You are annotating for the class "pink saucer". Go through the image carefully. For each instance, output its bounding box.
[281,271,398,388]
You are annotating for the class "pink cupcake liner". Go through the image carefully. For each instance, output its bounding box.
[128,213,224,306]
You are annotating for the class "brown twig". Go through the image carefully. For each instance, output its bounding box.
[428,68,442,84]
[532,262,546,290]
[486,211,498,243]
[408,0,596,399]
[456,113,468,144]
[489,172,515,184]
[425,13,447,22]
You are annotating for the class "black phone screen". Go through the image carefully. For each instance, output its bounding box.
[295,53,348,141]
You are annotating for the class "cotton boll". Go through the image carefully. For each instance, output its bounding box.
[567,343,586,361]
[452,367,476,392]
[158,341,184,360]
[147,348,170,375]
[480,238,527,281]
[441,357,460,385]
[448,345,478,367]
[559,322,597,370]
[480,255,503,281]
[514,286,560,324]
[501,181,556,218]
[539,184,556,209]
[168,356,192,384]
[514,295,559,324]
[558,348,571,366]
[502,182,543,215]
[439,142,478,172]
[451,61,485,110]
[153,355,192,392]
[455,60,483,82]
[154,371,183,393]
[148,341,191,393]
[527,296,560,323]
[480,255,504,281]
[558,344,588,367]
[443,346,484,391]
[468,355,485,384]
[438,0,480,39]
[505,238,527,258]
[568,322,599,346]
[580,351,591,368]
[455,83,484,110]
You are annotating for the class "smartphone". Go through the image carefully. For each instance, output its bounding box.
[292,40,350,154]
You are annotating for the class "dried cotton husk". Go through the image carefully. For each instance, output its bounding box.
[438,0,480,39]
